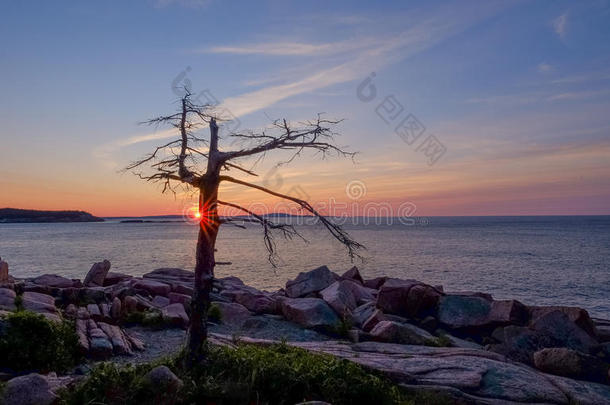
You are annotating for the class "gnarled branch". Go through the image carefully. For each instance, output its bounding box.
[219,176,364,260]
[218,200,306,266]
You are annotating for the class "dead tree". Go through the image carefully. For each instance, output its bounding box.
[127,91,363,367]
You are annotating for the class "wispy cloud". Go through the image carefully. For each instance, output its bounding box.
[207,40,376,56]
[537,62,553,73]
[93,128,177,169]
[546,88,610,101]
[98,1,509,160]
[221,13,505,117]
[551,70,610,84]
[154,0,211,8]
[552,12,568,39]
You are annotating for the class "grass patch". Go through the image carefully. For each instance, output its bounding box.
[122,310,166,329]
[207,302,222,323]
[424,334,453,347]
[13,294,23,310]
[0,311,81,373]
[60,342,456,405]
[333,316,353,338]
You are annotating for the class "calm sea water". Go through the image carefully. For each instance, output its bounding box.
[1,216,608,318]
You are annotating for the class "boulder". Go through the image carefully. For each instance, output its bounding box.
[351,301,376,328]
[143,268,194,282]
[377,278,442,318]
[152,295,170,308]
[232,288,278,314]
[168,292,191,310]
[161,303,189,328]
[78,287,107,303]
[446,291,493,300]
[22,291,55,306]
[489,299,529,325]
[345,280,376,305]
[84,259,111,287]
[369,320,435,345]
[98,322,133,355]
[123,296,138,313]
[110,297,122,319]
[285,266,337,298]
[86,303,101,321]
[362,309,386,332]
[529,305,597,337]
[87,319,113,359]
[0,259,8,283]
[75,319,89,353]
[490,310,599,365]
[531,310,598,353]
[173,283,194,296]
[214,302,251,326]
[363,276,388,290]
[319,280,357,318]
[280,297,340,331]
[132,279,171,297]
[341,266,364,284]
[1,373,58,405]
[132,295,154,312]
[76,306,90,319]
[143,366,183,393]
[533,347,609,384]
[125,331,145,351]
[217,276,245,289]
[0,288,16,311]
[31,274,78,288]
[21,291,61,322]
[103,272,132,286]
[64,303,78,318]
[437,295,527,331]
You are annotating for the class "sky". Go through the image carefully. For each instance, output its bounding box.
[1,0,609,217]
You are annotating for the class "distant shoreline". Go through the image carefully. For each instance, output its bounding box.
[0,208,104,223]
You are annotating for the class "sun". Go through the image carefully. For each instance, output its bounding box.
[194,212,201,219]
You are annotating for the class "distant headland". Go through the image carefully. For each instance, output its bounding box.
[0,208,104,223]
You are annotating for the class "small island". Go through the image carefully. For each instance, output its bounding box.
[0,208,104,223]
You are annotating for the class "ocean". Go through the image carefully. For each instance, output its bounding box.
[1,216,608,318]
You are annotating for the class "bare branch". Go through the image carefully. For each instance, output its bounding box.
[222,115,355,165]
[218,200,307,266]
[219,176,364,260]
[125,92,218,186]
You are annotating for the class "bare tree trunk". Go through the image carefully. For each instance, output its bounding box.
[185,120,221,369]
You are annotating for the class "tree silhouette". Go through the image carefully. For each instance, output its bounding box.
[127,90,363,367]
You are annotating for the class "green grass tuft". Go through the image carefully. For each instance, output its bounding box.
[0,310,81,373]
[207,302,222,323]
[122,310,166,329]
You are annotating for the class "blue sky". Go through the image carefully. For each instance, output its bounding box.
[1,0,609,216]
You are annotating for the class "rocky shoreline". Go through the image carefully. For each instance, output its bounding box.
[1,258,609,404]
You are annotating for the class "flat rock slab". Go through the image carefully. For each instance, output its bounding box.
[209,334,610,405]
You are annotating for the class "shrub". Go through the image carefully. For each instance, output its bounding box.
[0,311,81,373]
[13,294,23,310]
[58,361,183,405]
[333,316,353,338]
[122,310,165,329]
[424,335,453,347]
[207,303,222,323]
